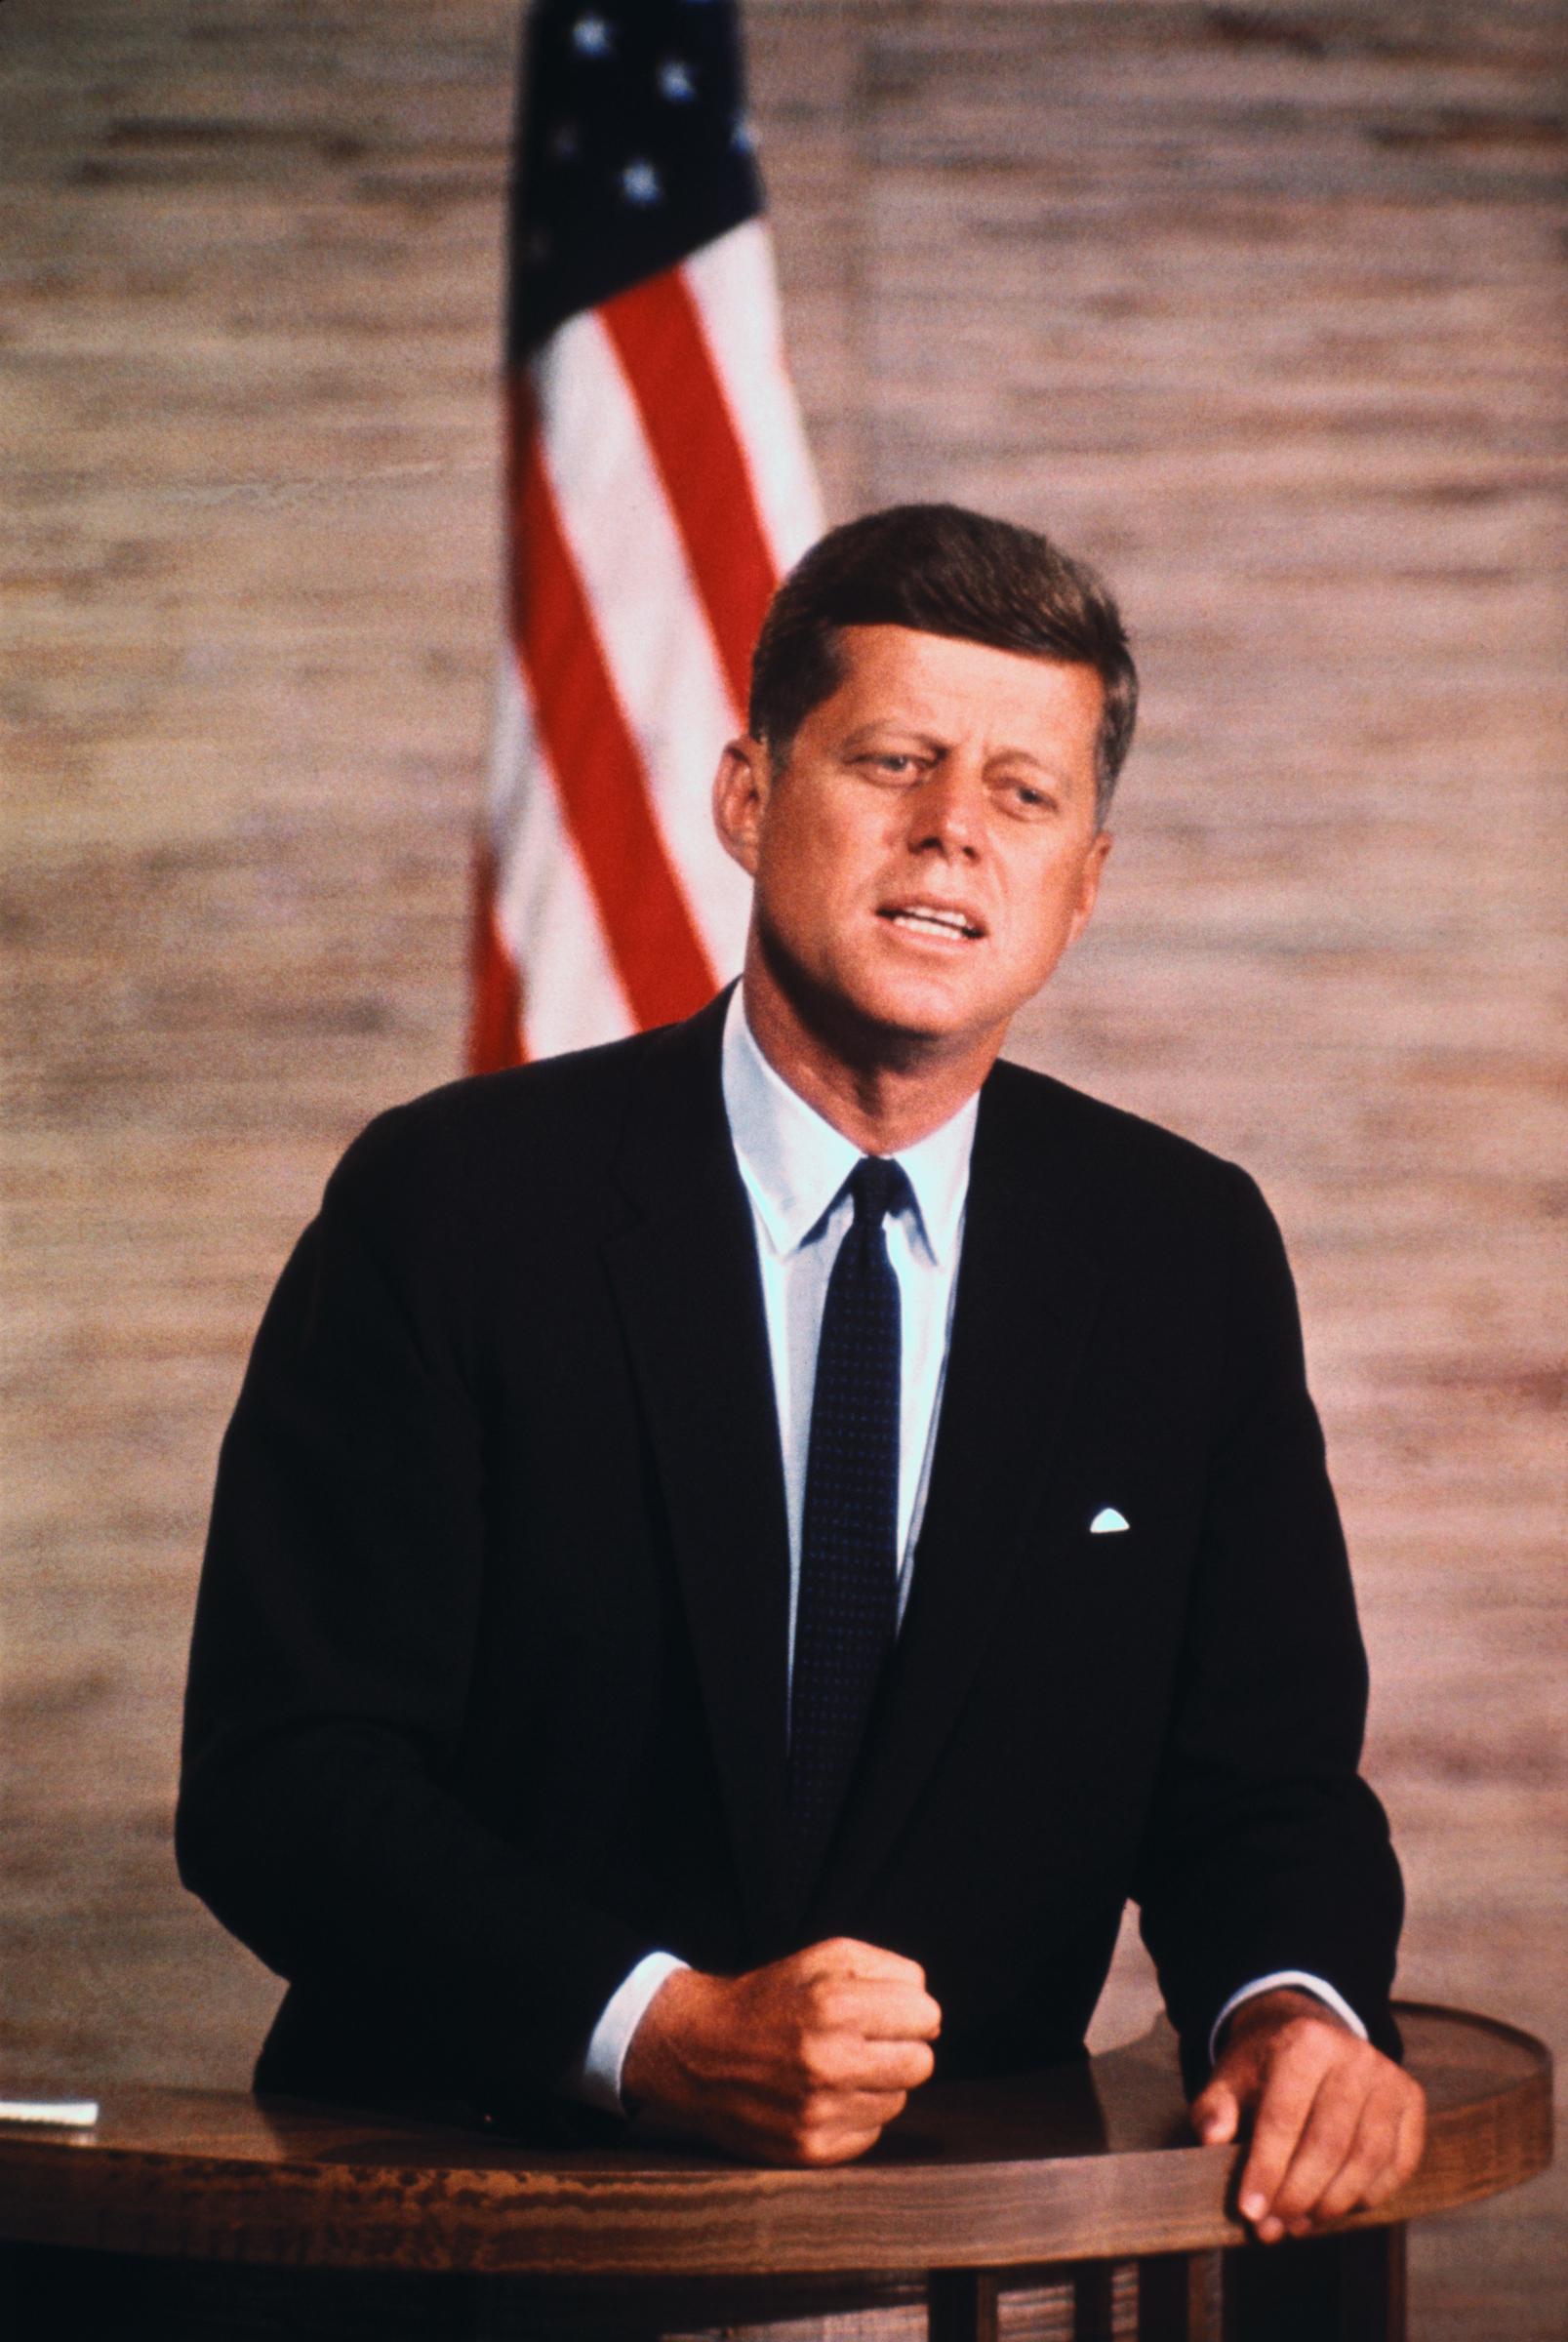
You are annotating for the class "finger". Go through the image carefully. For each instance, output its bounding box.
[834,2036,937,2092]
[1269,2068,1367,2230]
[1355,2083,1426,2209]
[1392,2083,1427,2186]
[832,2086,910,2127]
[796,1973,939,2047]
[1190,2080,1240,2146]
[796,2025,935,2094]
[791,2122,886,2167]
[805,1937,928,1989]
[1311,2099,1403,2226]
[834,1979,944,2041]
[1236,2053,1329,2228]
[738,2104,889,2168]
[783,2088,907,2162]
[730,2068,908,2130]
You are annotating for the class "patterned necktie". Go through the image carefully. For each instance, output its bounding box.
[786,1154,911,1911]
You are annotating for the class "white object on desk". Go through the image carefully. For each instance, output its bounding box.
[0,2097,100,2127]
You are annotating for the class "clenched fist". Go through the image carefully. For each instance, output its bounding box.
[621,1936,942,2164]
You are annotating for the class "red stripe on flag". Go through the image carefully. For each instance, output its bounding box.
[466,840,526,1072]
[602,267,778,723]
[507,377,717,1031]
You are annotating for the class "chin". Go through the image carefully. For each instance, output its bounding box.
[846,983,997,1051]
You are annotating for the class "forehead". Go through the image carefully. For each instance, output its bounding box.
[817,624,1103,744]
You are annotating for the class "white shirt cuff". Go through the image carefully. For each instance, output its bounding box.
[560,1951,690,2117]
[1208,1970,1368,2068]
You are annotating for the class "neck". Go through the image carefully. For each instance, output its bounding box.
[739,952,1001,1155]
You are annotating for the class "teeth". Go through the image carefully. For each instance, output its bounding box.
[888,907,978,938]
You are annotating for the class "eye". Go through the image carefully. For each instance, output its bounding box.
[861,753,923,780]
[1000,779,1055,817]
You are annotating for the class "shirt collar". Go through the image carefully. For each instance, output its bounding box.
[720,987,978,1267]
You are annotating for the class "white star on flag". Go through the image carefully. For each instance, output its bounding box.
[621,159,663,205]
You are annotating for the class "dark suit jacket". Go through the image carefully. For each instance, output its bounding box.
[177,989,1402,2126]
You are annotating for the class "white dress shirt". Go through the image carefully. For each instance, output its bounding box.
[725,986,978,1674]
[564,989,1363,2112]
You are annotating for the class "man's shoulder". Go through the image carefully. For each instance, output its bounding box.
[357,1022,662,1150]
[985,1054,1257,1205]
[325,1013,710,1231]
[980,1058,1293,1317]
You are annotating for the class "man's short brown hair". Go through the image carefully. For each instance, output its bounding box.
[747,503,1138,823]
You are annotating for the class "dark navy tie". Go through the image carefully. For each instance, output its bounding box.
[786,1154,910,1910]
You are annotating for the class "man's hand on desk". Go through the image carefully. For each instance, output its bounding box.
[620,1937,942,2165]
[1191,1987,1427,2243]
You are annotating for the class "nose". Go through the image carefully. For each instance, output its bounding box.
[907,758,984,861]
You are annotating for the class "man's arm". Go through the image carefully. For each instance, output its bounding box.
[1209,1971,1367,2059]
[565,1952,690,2115]
[620,1939,943,2164]
[564,1938,943,2162]
[1133,1167,1422,2233]
[177,1124,658,2106]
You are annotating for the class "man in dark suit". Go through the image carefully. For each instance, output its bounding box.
[179,504,1424,2244]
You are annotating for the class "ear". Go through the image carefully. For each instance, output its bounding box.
[1065,828,1112,949]
[712,737,773,876]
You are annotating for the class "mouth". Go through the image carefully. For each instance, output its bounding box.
[877,902,987,944]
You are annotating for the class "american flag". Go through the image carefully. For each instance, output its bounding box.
[469,0,823,1069]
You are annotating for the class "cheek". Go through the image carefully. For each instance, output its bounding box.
[1008,861,1096,962]
[771,805,870,905]
[756,816,849,940]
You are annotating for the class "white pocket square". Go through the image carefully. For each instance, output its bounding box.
[1089,1507,1129,1535]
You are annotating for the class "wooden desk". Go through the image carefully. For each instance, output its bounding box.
[0,2005,1550,2341]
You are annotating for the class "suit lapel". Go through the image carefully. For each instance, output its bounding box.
[599,996,793,1955]
[814,1062,1106,1922]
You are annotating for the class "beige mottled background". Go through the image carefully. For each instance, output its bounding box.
[2,3,1563,2334]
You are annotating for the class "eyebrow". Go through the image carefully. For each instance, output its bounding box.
[838,724,946,752]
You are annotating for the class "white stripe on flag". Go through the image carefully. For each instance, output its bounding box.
[683,221,824,578]
[533,308,752,986]
[488,657,634,1059]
